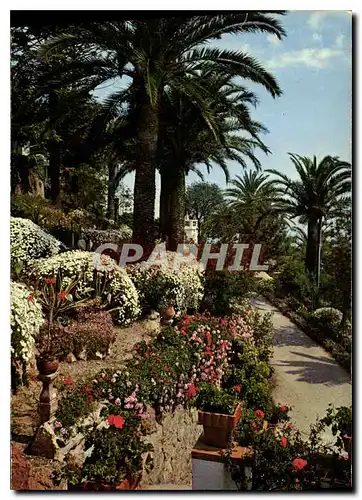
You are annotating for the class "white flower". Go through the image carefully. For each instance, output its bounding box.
[11,282,44,362]
[28,250,141,325]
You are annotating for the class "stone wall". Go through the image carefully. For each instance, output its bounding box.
[140,408,202,487]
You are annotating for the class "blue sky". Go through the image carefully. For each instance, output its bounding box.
[94,10,352,214]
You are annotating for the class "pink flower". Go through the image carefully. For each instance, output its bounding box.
[254,409,265,419]
[54,420,62,429]
[63,377,73,386]
[251,422,258,429]
[280,405,289,413]
[292,458,307,471]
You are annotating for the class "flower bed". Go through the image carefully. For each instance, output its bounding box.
[26,251,140,325]
[126,251,204,315]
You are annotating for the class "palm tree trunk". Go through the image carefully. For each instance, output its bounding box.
[159,165,172,242]
[48,91,61,207]
[316,217,323,288]
[164,164,186,251]
[132,89,158,245]
[306,216,319,281]
[48,139,61,206]
[107,162,116,220]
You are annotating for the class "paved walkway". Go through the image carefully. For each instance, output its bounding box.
[251,296,352,443]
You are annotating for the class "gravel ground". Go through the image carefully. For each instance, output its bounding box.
[251,296,352,444]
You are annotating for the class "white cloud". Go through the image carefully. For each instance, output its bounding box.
[335,34,345,48]
[308,11,351,30]
[267,34,281,46]
[266,47,345,70]
[312,33,323,44]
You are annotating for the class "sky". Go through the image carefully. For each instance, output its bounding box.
[94,10,352,216]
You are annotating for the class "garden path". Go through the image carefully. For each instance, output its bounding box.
[251,296,352,443]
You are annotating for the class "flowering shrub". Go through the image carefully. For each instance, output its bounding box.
[56,411,153,489]
[126,251,204,315]
[312,308,343,327]
[10,217,62,269]
[27,251,140,324]
[11,281,44,362]
[83,226,132,249]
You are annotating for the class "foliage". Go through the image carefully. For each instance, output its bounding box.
[82,227,132,250]
[27,251,140,325]
[11,217,62,271]
[127,251,204,315]
[320,405,352,448]
[186,182,225,242]
[59,412,153,488]
[268,154,351,282]
[194,383,239,415]
[274,257,315,308]
[10,281,44,362]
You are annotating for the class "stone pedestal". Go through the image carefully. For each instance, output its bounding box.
[38,372,58,424]
[191,437,252,491]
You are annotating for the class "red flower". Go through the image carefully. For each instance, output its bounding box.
[87,395,94,404]
[63,377,73,386]
[234,384,241,393]
[145,352,149,359]
[254,409,265,419]
[280,436,288,448]
[164,366,169,372]
[251,422,258,429]
[45,277,56,285]
[108,415,125,429]
[280,405,289,413]
[27,295,34,303]
[57,291,68,302]
[292,458,307,471]
[186,384,198,399]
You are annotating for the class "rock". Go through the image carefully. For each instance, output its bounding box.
[65,353,77,363]
[77,348,87,361]
[55,432,84,462]
[66,440,85,469]
[30,422,59,459]
[146,310,160,320]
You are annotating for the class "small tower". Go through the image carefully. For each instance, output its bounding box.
[184,212,198,244]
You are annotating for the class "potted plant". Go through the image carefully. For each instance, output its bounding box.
[195,384,242,448]
[60,412,153,490]
[31,274,88,374]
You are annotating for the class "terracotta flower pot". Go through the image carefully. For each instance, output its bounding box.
[36,358,59,375]
[160,305,175,321]
[198,402,242,448]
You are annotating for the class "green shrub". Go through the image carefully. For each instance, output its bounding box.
[311,307,342,341]
[27,251,140,325]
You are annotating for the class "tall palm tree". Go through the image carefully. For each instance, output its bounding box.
[39,14,286,244]
[157,72,270,249]
[267,154,351,285]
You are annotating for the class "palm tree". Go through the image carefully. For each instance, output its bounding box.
[267,154,351,286]
[39,14,286,244]
[157,72,271,249]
